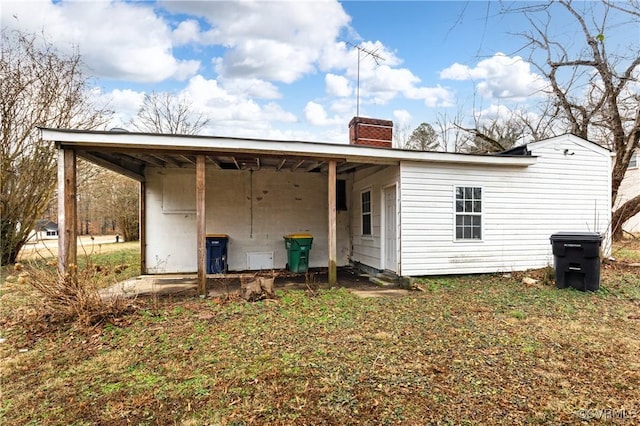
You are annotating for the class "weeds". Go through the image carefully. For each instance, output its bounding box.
[26,264,134,326]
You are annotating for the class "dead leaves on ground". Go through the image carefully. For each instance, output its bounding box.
[1,271,640,425]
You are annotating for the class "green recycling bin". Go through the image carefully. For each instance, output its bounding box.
[283,233,313,273]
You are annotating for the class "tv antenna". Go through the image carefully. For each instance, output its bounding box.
[347,42,385,117]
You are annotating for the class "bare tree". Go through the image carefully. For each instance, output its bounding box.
[0,30,111,265]
[455,119,525,154]
[393,120,412,148]
[435,110,468,153]
[511,0,640,239]
[82,168,139,242]
[130,91,209,135]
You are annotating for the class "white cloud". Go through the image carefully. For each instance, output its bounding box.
[325,74,352,97]
[393,110,413,128]
[166,0,351,83]
[1,0,200,82]
[179,75,297,133]
[440,53,546,100]
[219,78,281,100]
[94,88,145,129]
[304,102,344,126]
[172,19,201,45]
[405,85,455,108]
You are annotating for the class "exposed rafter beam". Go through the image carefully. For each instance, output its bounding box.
[232,157,240,169]
[292,160,305,171]
[80,152,145,182]
[305,161,324,172]
[127,153,166,167]
[277,159,287,171]
[206,155,222,169]
[255,157,261,170]
[152,154,182,167]
[337,163,359,174]
[180,155,195,165]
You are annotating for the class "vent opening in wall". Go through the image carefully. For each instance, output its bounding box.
[247,252,274,270]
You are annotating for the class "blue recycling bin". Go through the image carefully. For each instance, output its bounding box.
[206,234,229,274]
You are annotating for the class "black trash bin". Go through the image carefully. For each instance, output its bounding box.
[206,234,229,274]
[550,232,602,291]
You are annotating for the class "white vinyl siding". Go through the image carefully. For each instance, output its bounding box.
[616,149,640,232]
[350,166,400,270]
[399,135,611,276]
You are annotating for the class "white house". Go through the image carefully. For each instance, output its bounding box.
[615,150,639,233]
[29,220,59,241]
[41,117,612,292]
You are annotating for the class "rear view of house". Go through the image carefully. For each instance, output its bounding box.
[350,134,612,276]
[42,119,612,291]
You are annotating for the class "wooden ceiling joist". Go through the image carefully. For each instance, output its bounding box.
[151,154,182,168]
[80,152,145,182]
[180,155,196,165]
[206,156,222,169]
[305,161,324,172]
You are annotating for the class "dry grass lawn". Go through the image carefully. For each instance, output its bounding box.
[1,241,639,425]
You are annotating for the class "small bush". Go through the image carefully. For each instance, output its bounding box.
[27,263,133,326]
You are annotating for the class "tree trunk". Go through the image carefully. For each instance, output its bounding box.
[612,194,640,240]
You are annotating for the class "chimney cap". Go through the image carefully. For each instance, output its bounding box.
[349,116,393,127]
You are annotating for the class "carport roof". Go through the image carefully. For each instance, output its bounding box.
[40,128,537,182]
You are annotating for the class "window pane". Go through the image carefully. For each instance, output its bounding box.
[465,200,472,212]
[361,191,371,213]
[473,187,481,199]
[456,215,463,226]
[472,225,481,239]
[362,214,371,235]
[456,187,464,199]
[456,227,463,239]
[473,201,481,212]
[456,200,463,212]
[464,226,472,239]
[465,187,473,198]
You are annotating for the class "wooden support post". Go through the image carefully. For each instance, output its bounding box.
[328,160,337,285]
[139,181,146,275]
[196,155,206,296]
[57,147,77,276]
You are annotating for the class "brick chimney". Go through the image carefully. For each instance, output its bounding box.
[349,117,393,148]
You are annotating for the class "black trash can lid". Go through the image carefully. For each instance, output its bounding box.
[550,232,602,242]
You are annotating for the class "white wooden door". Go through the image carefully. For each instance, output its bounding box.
[384,186,397,272]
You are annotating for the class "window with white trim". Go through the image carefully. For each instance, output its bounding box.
[455,186,482,240]
[361,190,372,236]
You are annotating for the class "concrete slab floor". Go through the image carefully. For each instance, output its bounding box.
[99,268,411,299]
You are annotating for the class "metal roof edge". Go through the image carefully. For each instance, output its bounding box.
[40,128,537,167]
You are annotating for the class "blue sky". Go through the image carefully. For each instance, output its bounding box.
[2,0,634,146]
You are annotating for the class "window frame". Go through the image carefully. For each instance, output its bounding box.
[361,189,372,237]
[453,185,483,242]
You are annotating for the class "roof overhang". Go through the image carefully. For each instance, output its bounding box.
[40,128,538,182]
